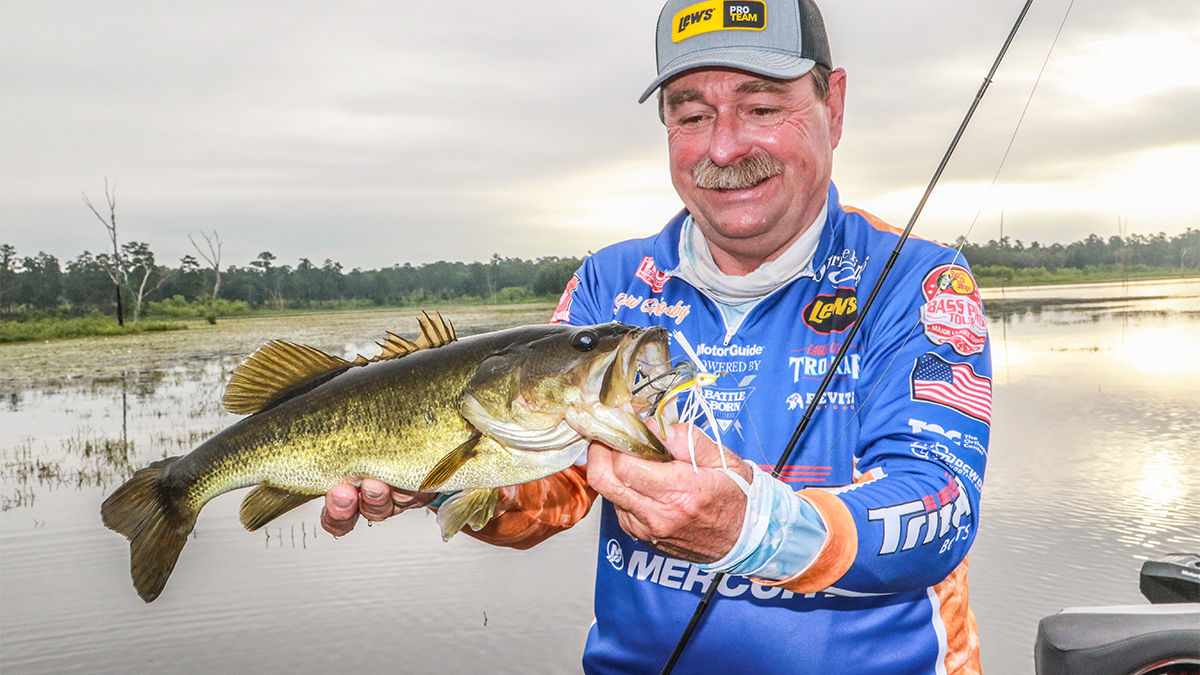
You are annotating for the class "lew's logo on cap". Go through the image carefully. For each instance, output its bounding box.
[804,287,857,333]
[673,1,766,42]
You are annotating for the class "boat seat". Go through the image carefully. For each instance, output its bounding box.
[1035,604,1200,675]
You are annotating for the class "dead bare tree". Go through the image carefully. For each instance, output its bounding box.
[82,179,127,325]
[189,230,222,313]
[123,241,172,322]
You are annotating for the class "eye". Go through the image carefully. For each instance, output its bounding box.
[572,329,599,352]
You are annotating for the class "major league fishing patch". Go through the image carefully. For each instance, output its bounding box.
[919,264,987,355]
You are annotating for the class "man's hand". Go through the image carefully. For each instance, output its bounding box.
[320,479,438,537]
[586,421,753,563]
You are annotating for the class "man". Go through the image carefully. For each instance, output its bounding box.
[324,1,991,673]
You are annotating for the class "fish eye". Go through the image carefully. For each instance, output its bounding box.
[572,329,599,352]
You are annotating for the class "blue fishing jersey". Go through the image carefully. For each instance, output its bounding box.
[555,184,990,675]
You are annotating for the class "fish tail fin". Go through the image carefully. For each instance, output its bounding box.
[101,457,198,603]
[435,488,500,541]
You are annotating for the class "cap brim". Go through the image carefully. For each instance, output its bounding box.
[638,49,817,103]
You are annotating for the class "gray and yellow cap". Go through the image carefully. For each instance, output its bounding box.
[639,0,833,103]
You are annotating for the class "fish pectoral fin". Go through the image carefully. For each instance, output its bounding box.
[239,484,322,531]
[418,431,483,492]
[222,341,357,415]
[435,488,500,541]
[372,311,457,362]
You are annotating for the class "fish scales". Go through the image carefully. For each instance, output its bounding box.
[102,317,676,602]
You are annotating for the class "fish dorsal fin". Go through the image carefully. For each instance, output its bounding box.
[223,341,358,415]
[371,311,457,362]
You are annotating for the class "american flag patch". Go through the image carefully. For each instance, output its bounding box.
[911,353,992,424]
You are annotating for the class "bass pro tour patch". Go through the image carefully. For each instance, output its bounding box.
[919,264,986,355]
[673,1,766,42]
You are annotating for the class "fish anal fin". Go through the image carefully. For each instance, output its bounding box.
[371,312,458,363]
[239,484,321,531]
[223,341,355,415]
[419,431,482,492]
[436,488,500,541]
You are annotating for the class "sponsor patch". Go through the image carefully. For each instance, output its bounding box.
[804,287,857,333]
[788,353,860,381]
[867,475,972,555]
[911,353,991,424]
[812,248,868,286]
[635,256,670,293]
[606,539,624,570]
[551,275,579,324]
[672,1,766,43]
[919,263,987,355]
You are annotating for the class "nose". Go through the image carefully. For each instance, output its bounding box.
[706,112,754,166]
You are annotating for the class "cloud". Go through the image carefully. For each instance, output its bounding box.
[2,0,1196,270]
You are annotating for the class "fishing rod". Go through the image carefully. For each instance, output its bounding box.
[658,1,1035,672]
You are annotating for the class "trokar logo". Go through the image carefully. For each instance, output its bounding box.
[804,288,857,333]
[635,256,670,293]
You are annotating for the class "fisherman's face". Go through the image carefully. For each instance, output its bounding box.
[662,68,846,272]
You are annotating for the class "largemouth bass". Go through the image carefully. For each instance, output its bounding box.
[102,313,675,602]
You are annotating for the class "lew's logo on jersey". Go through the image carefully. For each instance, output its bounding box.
[672,1,766,42]
[635,256,670,293]
[804,288,857,333]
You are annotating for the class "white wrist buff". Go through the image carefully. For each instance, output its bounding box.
[700,461,828,581]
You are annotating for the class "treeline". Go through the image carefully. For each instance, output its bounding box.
[0,243,583,320]
[3,228,1198,320]
[956,229,1199,270]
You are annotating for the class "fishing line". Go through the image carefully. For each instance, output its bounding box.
[951,0,1076,268]
[657,2,1036,672]
[812,0,1077,466]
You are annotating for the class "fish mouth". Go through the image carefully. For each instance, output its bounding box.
[603,326,672,409]
[560,325,677,462]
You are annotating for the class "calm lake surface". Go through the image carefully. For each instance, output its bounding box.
[2,283,1198,674]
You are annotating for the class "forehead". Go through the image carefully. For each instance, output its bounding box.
[661,68,808,105]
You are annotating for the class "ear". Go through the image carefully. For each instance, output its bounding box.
[827,68,848,150]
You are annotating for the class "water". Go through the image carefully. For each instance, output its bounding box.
[2,288,1198,674]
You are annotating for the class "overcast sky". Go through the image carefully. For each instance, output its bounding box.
[2,0,1196,270]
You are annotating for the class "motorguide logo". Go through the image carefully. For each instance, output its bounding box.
[919,264,987,355]
[634,256,670,293]
[672,1,766,42]
[804,287,857,334]
[693,342,764,358]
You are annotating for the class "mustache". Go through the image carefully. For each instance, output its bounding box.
[691,155,784,190]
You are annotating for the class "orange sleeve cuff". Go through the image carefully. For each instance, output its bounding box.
[753,488,857,593]
[462,465,598,550]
